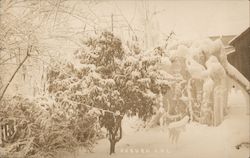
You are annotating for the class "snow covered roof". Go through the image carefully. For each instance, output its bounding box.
[209,35,235,46]
[228,27,250,46]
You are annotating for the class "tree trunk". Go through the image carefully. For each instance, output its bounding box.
[213,86,223,126]
[108,116,122,155]
[109,139,116,155]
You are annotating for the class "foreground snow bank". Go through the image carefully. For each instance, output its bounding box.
[58,107,249,158]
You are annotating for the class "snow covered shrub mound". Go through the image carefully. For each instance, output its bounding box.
[0,95,98,158]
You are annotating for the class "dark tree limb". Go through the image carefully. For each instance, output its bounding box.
[164,31,175,49]
[0,46,32,102]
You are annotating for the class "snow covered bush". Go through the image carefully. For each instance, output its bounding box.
[47,31,173,154]
[0,94,98,158]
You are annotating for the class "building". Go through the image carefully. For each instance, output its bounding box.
[227,27,250,115]
[227,27,250,81]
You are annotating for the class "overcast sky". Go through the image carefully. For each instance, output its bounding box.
[91,0,249,39]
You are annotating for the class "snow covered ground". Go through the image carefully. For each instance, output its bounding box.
[58,91,249,158]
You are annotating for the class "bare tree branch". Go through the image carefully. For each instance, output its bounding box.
[0,45,32,102]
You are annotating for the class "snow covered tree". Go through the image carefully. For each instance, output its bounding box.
[47,31,172,154]
[166,38,235,126]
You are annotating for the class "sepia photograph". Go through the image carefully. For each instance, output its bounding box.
[0,0,249,158]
